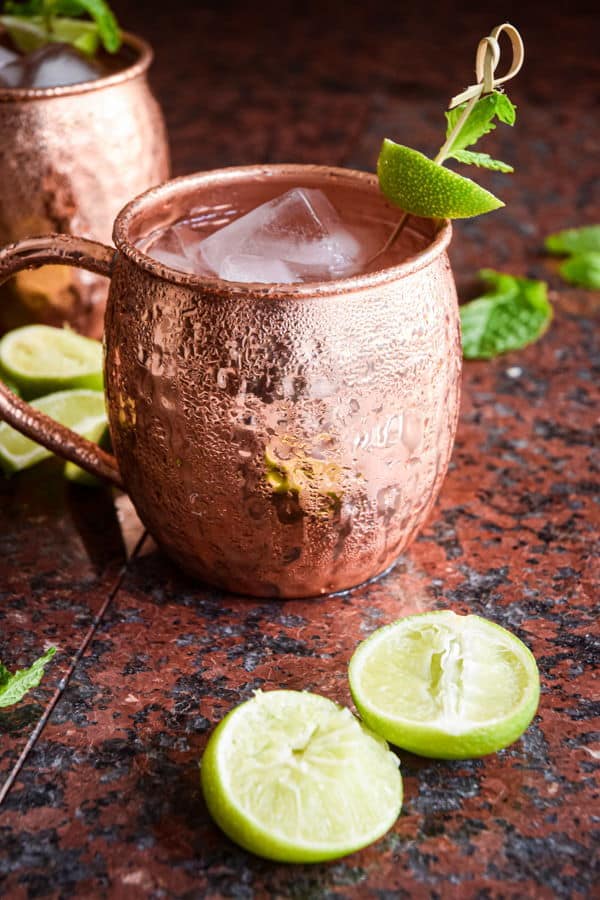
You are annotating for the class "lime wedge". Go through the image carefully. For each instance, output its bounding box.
[349,611,539,759]
[0,325,103,400]
[378,140,504,219]
[200,690,402,862]
[0,388,106,474]
[64,418,108,485]
[0,15,100,56]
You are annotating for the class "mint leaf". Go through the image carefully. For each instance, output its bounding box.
[0,646,57,708]
[558,252,600,290]
[444,91,516,157]
[545,225,600,256]
[2,0,121,53]
[493,92,517,125]
[53,0,120,52]
[452,150,513,173]
[461,270,552,359]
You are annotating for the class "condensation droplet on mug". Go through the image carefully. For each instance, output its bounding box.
[402,411,423,453]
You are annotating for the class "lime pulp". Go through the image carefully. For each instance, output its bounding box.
[349,610,540,759]
[0,325,103,400]
[200,689,402,862]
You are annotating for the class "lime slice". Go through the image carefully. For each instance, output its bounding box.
[0,325,103,400]
[349,611,540,759]
[0,15,100,56]
[0,388,106,474]
[378,139,504,219]
[200,689,402,862]
[64,418,108,486]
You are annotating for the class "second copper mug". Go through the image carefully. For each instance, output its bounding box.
[0,31,170,337]
[0,165,461,598]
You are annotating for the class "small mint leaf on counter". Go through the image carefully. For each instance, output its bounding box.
[545,225,600,256]
[558,252,600,290]
[460,270,552,359]
[0,646,57,708]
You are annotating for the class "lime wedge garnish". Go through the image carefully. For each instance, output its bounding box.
[0,15,100,57]
[0,388,106,474]
[200,690,402,862]
[0,325,103,400]
[349,610,540,759]
[378,139,504,219]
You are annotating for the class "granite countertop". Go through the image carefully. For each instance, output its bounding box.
[1,1,598,897]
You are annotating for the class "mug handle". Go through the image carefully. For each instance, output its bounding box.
[0,234,123,489]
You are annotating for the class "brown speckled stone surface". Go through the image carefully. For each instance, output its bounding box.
[1,1,599,897]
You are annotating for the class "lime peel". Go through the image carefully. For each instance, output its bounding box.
[378,141,504,219]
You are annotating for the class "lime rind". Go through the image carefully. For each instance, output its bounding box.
[200,689,402,862]
[378,140,504,219]
[349,610,540,759]
[0,388,107,474]
[0,325,103,400]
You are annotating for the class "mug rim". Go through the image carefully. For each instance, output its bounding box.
[114,165,453,298]
[0,30,152,101]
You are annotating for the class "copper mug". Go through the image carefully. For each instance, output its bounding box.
[0,31,170,337]
[0,165,461,598]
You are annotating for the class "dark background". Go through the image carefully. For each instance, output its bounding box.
[112,0,598,177]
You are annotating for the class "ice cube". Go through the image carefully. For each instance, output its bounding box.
[143,225,197,274]
[21,43,101,89]
[220,254,297,284]
[199,188,367,282]
[0,45,19,68]
[0,49,25,88]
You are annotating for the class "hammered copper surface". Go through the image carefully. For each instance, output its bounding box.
[106,166,460,597]
[0,32,169,337]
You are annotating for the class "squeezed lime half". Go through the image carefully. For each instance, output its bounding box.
[349,610,540,759]
[0,388,107,474]
[0,325,103,400]
[200,689,402,862]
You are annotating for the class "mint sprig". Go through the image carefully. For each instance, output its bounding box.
[545,226,600,290]
[0,645,57,708]
[377,25,523,238]
[440,91,517,172]
[2,0,121,53]
[460,270,552,359]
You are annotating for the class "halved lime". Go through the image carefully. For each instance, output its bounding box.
[0,388,107,474]
[0,325,103,400]
[200,689,402,862]
[0,15,100,56]
[64,418,108,486]
[378,140,504,219]
[349,611,540,759]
